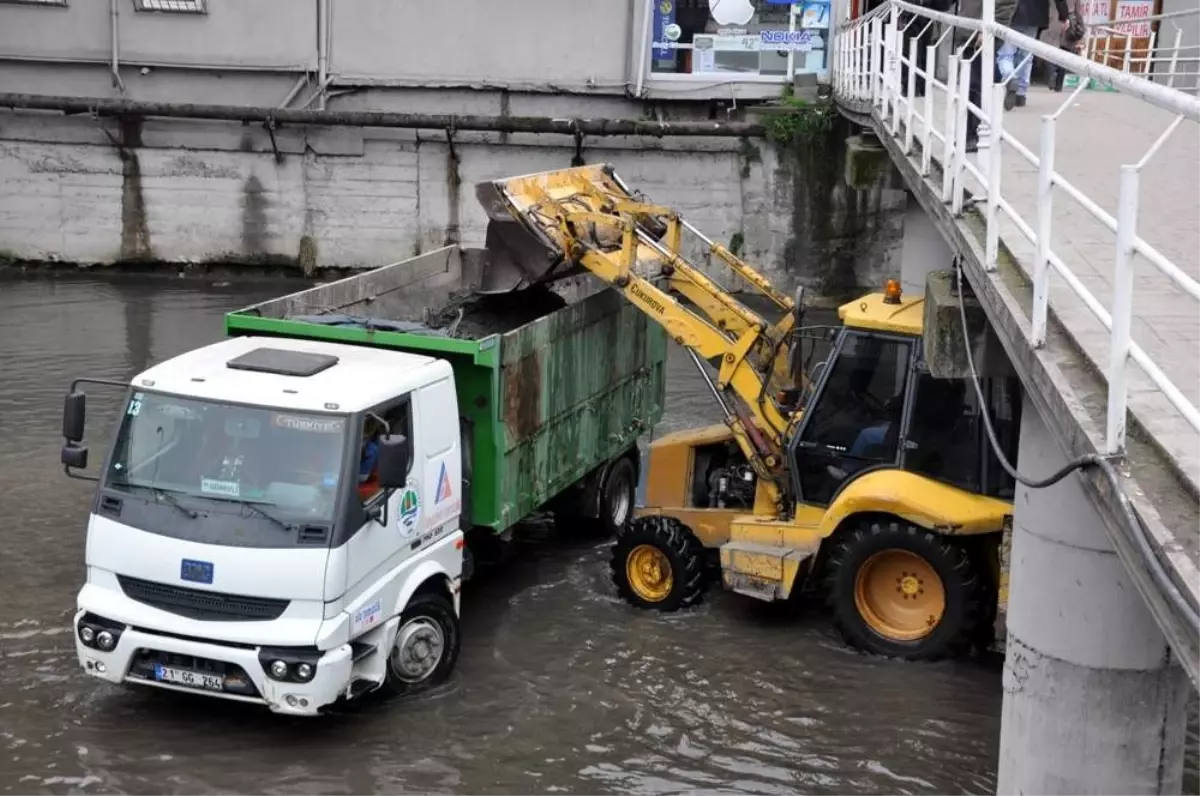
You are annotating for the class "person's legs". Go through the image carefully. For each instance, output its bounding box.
[1014,24,1039,99]
[996,39,1019,82]
[966,47,981,149]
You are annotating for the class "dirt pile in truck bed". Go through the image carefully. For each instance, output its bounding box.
[423,286,568,339]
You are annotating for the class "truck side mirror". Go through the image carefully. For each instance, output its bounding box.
[63,391,86,442]
[62,444,89,470]
[376,433,410,489]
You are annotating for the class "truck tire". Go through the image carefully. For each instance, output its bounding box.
[610,516,707,612]
[823,519,985,661]
[382,591,460,696]
[597,455,637,536]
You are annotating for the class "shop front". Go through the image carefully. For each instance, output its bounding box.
[642,0,833,91]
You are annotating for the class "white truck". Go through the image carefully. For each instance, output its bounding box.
[60,246,666,715]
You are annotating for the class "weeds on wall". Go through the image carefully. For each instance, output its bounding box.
[763,85,837,146]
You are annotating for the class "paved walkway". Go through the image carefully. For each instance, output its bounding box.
[960,87,1200,493]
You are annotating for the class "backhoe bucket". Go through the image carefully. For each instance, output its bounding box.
[474,164,661,293]
[475,177,571,293]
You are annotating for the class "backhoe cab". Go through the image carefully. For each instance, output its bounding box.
[476,164,1019,661]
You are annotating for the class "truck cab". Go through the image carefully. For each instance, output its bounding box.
[63,335,465,715]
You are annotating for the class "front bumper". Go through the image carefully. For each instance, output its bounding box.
[74,609,353,716]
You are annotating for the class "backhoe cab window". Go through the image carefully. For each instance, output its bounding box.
[794,333,911,504]
[906,373,1021,499]
[106,392,348,521]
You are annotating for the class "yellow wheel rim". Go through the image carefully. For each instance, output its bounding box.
[853,549,946,641]
[626,544,674,602]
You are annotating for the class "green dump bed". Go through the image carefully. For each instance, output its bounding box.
[225,245,667,534]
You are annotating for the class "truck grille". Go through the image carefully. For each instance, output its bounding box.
[117,575,289,622]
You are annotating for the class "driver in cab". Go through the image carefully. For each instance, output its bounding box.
[357,418,383,502]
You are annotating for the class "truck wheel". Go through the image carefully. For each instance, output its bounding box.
[382,591,460,696]
[610,516,707,612]
[597,456,637,536]
[823,519,985,661]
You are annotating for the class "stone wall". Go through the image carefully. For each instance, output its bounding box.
[0,107,906,297]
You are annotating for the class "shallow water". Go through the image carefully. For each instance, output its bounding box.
[0,277,1191,794]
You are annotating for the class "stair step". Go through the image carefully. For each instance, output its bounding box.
[719,540,815,602]
[350,641,376,663]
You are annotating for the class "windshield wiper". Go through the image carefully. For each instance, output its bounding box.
[204,495,292,532]
[151,487,199,519]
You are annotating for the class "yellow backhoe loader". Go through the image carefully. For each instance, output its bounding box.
[476,164,1019,660]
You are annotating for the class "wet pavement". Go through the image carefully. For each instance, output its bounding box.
[0,277,1191,794]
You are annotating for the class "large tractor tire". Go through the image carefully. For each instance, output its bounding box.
[610,516,707,612]
[823,519,986,660]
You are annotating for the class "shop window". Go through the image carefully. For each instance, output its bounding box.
[649,0,832,78]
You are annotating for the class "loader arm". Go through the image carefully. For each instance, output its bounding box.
[475,165,803,511]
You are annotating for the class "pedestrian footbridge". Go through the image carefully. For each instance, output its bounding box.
[830,3,1198,792]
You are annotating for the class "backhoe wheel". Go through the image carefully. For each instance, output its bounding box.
[610,516,707,612]
[824,520,984,660]
[597,456,637,537]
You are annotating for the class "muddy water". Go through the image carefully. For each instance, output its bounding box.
[0,278,1187,794]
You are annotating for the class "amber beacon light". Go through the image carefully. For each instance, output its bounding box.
[883,279,902,304]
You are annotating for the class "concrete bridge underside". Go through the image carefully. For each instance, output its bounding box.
[837,92,1197,794]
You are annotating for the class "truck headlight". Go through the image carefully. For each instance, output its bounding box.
[77,614,125,650]
[258,646,322,683]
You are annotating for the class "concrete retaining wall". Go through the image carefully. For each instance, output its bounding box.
[0,108,906,294]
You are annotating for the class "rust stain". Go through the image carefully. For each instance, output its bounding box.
[118,116,152,261]
[503,352,542,442]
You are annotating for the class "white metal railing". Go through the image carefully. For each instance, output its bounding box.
[831,0,1200,457]
[1085,7,1200,90]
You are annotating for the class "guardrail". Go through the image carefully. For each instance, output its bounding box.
[831,0,1200,457]
[1085,7,1200,89]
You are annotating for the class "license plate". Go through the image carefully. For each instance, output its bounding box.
[153,664,224,692]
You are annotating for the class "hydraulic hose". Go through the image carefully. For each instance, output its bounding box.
[954,260,1200,628]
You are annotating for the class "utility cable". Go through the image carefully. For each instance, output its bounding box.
[954,260,1200,627]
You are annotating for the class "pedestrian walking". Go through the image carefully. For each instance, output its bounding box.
[1048,5,1087,91]
[997,0,1072,108]
[951,0,1018,150]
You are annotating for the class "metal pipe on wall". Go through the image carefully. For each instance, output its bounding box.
[316,0,329,110]
[634,0,654,97]
[109,0,126,94]
[0,92,766,138]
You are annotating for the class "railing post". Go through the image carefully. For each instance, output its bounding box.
[1168,28,1182,88]
[921,42,935,175]
[887,5,899,127]
[942,53,960,203]
[981,0,995,132]
[985,82,1005,269]
[952,55,971,215]
[905,36,917,152]
[1031,115,1055,348]
[1106,165,1139,455]
[875,17,886,111]
[869,17,879,107]
[857,24,866,98]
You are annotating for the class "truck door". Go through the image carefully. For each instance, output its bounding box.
[343,395,418,613]
[791,331,914,505]
[344,378,462,620]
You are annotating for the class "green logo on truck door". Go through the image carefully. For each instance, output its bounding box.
[398,484,421,535]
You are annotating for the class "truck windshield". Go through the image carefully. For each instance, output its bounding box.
[105,391,348,523]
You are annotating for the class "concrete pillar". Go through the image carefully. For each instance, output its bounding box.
[898,193,953,296]
[998,396,1189,795]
